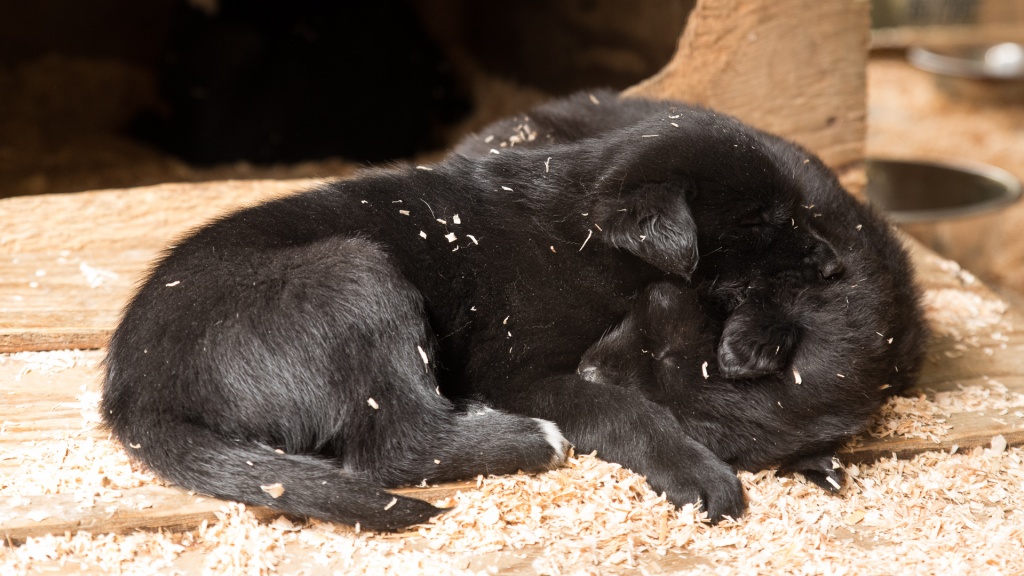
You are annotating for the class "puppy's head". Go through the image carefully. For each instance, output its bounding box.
[578,281,703,387]
[591,108,844,284]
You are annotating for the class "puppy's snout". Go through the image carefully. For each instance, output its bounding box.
[578,365,600,383]
[812,242,844,279]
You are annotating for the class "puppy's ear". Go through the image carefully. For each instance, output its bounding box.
[595,181,698,279]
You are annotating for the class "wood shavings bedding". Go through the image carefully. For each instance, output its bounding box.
[1,349,91,380]
[922,288,1011,341]
[4,448,1024,575]
[3,329,1024,575]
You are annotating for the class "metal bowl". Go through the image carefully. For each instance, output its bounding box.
[907,43,1024,103]
[908,43,1024,80]
[865,158,1022,222]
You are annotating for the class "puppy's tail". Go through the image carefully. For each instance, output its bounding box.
[116,417,443,531]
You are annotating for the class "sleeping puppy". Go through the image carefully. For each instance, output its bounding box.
[462,89,927,490]
[103,102,843,531]
[457,89,847,379]
[577,177,928,490]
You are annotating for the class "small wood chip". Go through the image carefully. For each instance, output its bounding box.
[453,214,461,224]
[588,93,600,105]
[502,186,513,191]
[165,281,180,287]
[399,210,410,216]
[467,235,479,245]
[545,157,552,173]
[25,511,51,522]
[417,345,430,366]
[991,434,1007,454]
[367,398,379,410]
[446,233,458,243]
[419,231,427,239]
[384,497,398,511]
[260,483,285,499]
[793,368,802,384]
[701,361,710,379]
[580,229,593,251]
[489,149,500,155]
[416,165,433,171]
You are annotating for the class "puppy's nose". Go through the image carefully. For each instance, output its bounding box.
[579,365,600,383]
[813,244,844,279]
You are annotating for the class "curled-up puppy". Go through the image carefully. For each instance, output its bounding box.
[578,168,928,491]
[103,101,845,527]
[457,89,847,379]
[462,89,927,490]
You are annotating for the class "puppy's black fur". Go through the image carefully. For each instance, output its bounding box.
[510,93,933,490]
[579,183,928,489]
[103,96,853,529]
[457,89,848,379]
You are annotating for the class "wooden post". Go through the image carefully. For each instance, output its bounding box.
[626,0,870,173]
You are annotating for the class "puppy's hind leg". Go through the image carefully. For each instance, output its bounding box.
[424,402,571,483]
[321,243,569,488]
[361,393,571,487]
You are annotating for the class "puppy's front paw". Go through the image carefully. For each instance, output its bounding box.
[717,313,799,380]
[646,451,746,524]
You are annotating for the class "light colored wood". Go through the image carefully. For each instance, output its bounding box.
[625,0,870,171]
[0,179,315,352]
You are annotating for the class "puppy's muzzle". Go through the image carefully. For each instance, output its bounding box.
[809,240,844,279]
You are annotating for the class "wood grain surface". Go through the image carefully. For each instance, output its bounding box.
[625,0,869,170]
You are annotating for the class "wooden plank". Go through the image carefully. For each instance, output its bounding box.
[625,0,869,170]
[1,483,476,545]
[0,180,314,352]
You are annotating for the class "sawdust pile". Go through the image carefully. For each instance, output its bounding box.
[2,347,1024,574]
[3,446,1023,575]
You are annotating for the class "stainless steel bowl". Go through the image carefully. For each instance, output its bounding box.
[865,158,1022,222]
[908,43,1024,80]
[907,43,1024,103]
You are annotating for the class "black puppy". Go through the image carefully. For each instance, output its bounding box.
[456,90,848,379]
[578,183,928,489]
[463,89,927,490]
[103,102,843,530]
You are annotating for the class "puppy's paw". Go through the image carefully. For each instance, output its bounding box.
[779,453,846,493]
[664,472,746,524]
[646,452,746,524]
[532,418,572,469]
[717,314,800,380]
